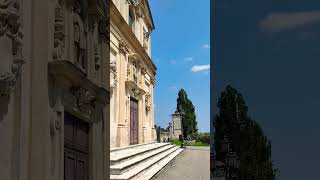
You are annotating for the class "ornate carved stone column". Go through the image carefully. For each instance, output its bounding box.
[110,52,117,93]
[150,76,156,138]
[0,0,24,98]
[52,0,65,61]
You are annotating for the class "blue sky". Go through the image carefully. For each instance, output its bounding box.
[213,0,320,179]
[148,0,210,133]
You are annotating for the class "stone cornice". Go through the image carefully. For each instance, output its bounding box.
[110,1,156,75]
[48,60,109,105]
[142,0,155,30]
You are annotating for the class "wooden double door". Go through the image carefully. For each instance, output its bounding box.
[64,112,89,180]
[130,98,139,145]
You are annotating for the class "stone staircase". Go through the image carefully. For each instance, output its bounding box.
[110,143,183,180]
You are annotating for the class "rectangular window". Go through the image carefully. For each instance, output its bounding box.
[145,79,150,93]
[129,9,134,31]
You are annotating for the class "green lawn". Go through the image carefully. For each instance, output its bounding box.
[170,140,209,146]
[170,139,183,146]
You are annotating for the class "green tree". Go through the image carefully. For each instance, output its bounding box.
[176,89,198,139]
[213,85,279,180]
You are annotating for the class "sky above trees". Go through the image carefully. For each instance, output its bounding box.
[213,0,320,179]
[149,0,210,133]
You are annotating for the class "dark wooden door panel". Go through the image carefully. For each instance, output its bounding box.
[64,150,76,180]
[75,120,89,151]
[64,112,89,180]
[130,98,139,145]
[64,115,75,144]
[76,152,88,180]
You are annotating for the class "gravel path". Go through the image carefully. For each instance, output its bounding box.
[153,146,210,180]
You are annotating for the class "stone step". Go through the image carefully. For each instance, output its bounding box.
[110,142,156,153]
[111,144,176,175]
[110,143,170,165]
[132,148,184,180]
[110,146,181,180]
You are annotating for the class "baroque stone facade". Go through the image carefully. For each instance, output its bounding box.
[109,0,156,148]
[0,0,109,180]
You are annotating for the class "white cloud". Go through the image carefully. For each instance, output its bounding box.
[260,11,320,32]
[202,44,210,49]
[184,57,193,62]
[191,65,210,72]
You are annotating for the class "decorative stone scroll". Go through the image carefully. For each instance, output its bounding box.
[145,93,151,111]
[50,97,63,136]
[0,0,24,97]
[110,52,117,90]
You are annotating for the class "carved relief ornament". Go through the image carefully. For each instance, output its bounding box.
[0,0,24,97]
[71,87,95,116]
[110,52,117,90]
[119,39,130,54]
[145,93,151,110]
[126,0,142,6]
[52,1,65,61]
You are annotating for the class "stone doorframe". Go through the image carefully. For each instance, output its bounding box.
[129,97,139,145]
[48,60,109,180]
[125,84,145,145]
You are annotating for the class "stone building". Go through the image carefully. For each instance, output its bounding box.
[109,2,183,179]
[109,0,157,148]
[0,0,109,180]
[171,111,183,139]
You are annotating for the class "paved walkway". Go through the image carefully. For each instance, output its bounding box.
[153,146,210,180]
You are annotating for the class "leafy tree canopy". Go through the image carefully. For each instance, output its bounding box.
[213,85,279,180]
[176,89,198,139]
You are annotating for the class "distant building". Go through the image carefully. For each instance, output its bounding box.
[171,111,183,139]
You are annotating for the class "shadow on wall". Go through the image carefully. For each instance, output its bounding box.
[0,96,9,122]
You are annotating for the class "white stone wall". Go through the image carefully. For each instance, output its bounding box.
[0,0,109,180]
[110,0,156,148]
